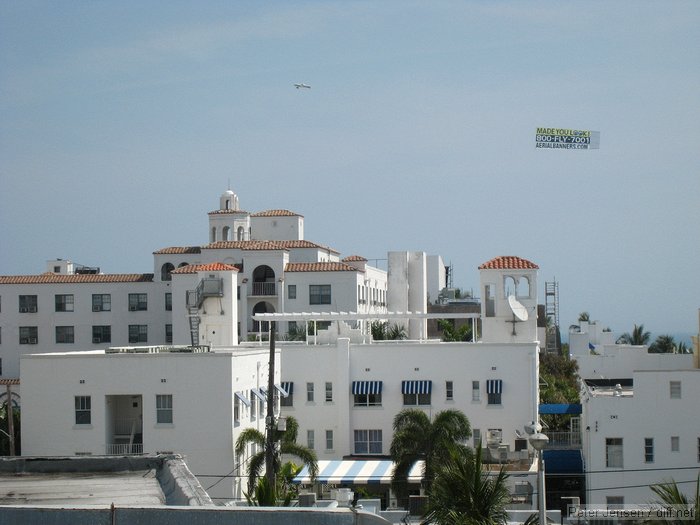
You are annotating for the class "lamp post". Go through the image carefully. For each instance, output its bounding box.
[529,432,549,525]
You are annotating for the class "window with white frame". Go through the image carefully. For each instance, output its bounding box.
[402,380,431,406]
[670,381,681,399]
[354,429,383,454]
[309,285,331,305]
[446,381,454,401]
[606,438,623,468]
[288,285,296,300]
[128,293,148,311]
[644,438,654,463]
[75,396,91,425]
[156,394,173,424]
[306,382,314,402]
[325,382,333,403]
[472,380,480,401]
[55,294,74,312]
[92,294,111,312]
[325,430,333,451]
[353,381,383,407]
[55,326,74,344]
[671,436,680,452]
[307,430,315,450]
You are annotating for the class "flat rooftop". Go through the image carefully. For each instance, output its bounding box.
[0,455,212,507]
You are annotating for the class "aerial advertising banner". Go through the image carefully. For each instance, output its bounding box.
[536,127,600,149]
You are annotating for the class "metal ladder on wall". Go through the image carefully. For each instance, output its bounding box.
[545,280,559,354]
[186,290,200,346]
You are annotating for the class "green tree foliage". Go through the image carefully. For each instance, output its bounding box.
[423,445,510,525]
[539,353,580,431]
[390,409,471,505]
[649,334,677,354]
[0,405,20,456]
[437,319,473,342]
[234,416,318,495]
[617,323,651,346]
[371,321,407,340]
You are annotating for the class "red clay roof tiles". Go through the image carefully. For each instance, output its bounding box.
[251,209,302,217]
[285,262,361,272]
[153,246,202,255]
[171,263,238,274]
[0,273,154,284]
[478,256,539,270]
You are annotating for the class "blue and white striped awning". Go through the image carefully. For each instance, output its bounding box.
[274,384,289,397]
[293,460,424,485]
[487,379,503,394]
[234,391,250,408]
[352,381,383,395]
[251,388,266,402]
[281,381,293,395]
[402,380,432,395]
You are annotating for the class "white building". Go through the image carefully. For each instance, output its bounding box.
[20,345,279,503]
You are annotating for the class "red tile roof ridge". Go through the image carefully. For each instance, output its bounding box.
[478,256,539,270]
[171,263,239,274]
[285,262,363,272]
[0,274,154,284]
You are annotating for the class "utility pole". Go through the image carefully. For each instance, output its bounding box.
[265,321,277,491]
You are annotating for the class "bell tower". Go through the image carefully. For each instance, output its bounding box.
[478,256,539,343]
[208,189,251,243]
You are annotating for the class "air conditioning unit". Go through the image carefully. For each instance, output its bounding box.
[29,338,38,344]
[486,429,502,447]
[298,493,316,507]
[129,306,137,311]
[20,338,28,344]
[93,338,101,344]
[19,307,28,313]
[93,305,101,312]
[28,306,37,312]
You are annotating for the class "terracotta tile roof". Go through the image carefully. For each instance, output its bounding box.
[0,379,20,385]
[207,209,249,215]
[285,262,362,273]
[251,209,302,217]
[204,240,339,254]
[478,256,539,270]
[171,263,239,274]
[0,273,154,284]
[153,246,202,255]
[342,255,367,262]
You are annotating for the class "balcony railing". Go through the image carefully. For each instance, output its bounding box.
[544,431,581,449]
[251,282,277,296]
[106,443,143,455]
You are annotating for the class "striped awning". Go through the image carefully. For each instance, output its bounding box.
[486,379,503,394]
[234,391,250,408]
[251,388,266,402]
[352,381,383,395]
[402,380,432,395]
[281,381,293,395]
[293,460,424,485]
[275,383,289,397]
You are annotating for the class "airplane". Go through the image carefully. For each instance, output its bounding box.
[294,83,311,89]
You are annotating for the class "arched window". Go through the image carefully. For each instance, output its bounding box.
[504,276,517,298]
[237,226,245,241]
[517,276,530,298]
[161,262,175,281]
[223,226,231,241]
[252,265,276,296]
[211,227,217,243]
[252,301,276,332]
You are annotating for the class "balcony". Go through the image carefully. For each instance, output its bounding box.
[251,281,277,296]
[106,443,143,455]
[544,431,581,449]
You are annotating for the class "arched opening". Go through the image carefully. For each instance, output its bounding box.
[178,262,189,268]
[237,226,245,241]
[252,301,276,332]
[161,262,175,281]
[211,227,217,243]
[504,276,517,298]
[252,265,276,296]
[516,276,531,298]
[223,226,231,241]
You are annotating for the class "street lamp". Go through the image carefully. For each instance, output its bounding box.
[529,432,549,525]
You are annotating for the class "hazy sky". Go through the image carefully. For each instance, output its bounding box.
[1,1,698,338]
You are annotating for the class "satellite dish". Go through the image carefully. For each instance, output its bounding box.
[508,295,528,321]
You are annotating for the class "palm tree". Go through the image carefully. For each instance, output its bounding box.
[234,415,318,494]
[648,474,699,525]
[423,445,511,525]
[650,334,676,354]
[390,409,472,504]
[578,312,590,322]
[617,323,651,346]
[438,319,473,342]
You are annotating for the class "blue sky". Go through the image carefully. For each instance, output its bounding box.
[1,1,698,338]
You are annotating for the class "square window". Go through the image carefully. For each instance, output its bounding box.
[92,294,111,312]
[156,394,173,424]
[128,325,148,343]
[56,326,74,344]
[19,326,38,344]
[75,396,91,425]
[19,295,38,313]
[55,294,74,312]
[488,392,502,405]
[92,325,111,344]
[309,285,331,305]
[128,293,148,311]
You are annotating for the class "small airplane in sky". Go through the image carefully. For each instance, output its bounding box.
[294,83,311,89]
